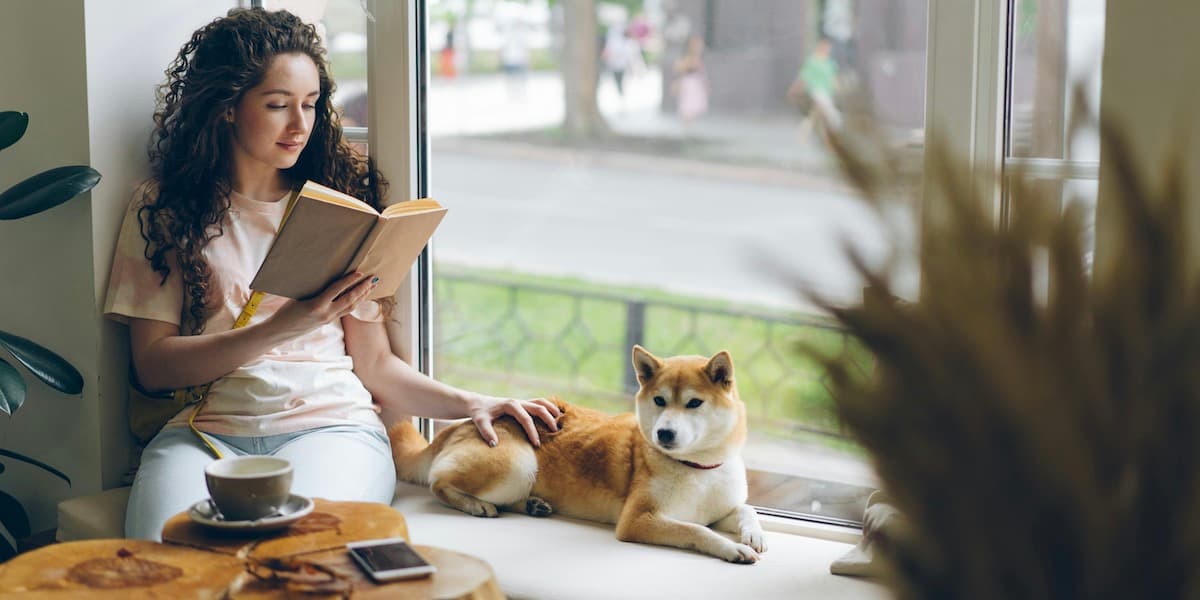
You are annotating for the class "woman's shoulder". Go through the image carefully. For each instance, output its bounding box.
[122,179,162,215]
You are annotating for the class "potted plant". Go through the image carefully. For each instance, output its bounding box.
[0,110,100,559]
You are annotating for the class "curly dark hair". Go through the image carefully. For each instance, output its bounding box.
[140,7,388,334]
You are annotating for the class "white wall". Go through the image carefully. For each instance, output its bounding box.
[0,0,234,535]
[1096,2,1200,275]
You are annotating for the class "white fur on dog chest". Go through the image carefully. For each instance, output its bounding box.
[652,457,749,524]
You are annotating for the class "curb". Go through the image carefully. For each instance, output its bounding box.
[432,136,859,195]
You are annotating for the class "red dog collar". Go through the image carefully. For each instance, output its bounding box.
[679,460,723,470]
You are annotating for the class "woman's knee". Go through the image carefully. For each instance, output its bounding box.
[275,427,396,503]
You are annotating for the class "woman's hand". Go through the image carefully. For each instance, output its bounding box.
[469,395,562,448]
[268,271,377,339]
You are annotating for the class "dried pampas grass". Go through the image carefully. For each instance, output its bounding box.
[807,117,1200,600]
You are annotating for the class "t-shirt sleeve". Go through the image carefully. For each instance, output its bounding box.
[347,298,387,323]
[103,191,184,327]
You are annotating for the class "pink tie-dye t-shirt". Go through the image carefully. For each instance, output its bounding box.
[104,185,386,436]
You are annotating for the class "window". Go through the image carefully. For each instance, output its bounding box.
[271,0,1107,529]
[425,0,932,525]
[1004,0,1105,266]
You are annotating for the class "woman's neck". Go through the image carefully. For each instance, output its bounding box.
[230,165,292,203]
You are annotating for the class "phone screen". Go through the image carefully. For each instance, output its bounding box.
[349,541,431,572]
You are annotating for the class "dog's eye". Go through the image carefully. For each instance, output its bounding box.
[686,398,704,409]
[653,396,666,407]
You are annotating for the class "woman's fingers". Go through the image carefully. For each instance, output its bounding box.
[334,276,377,317]
[472,415,499,448]
[524,401,559,431]
[321,271,368,303]
[531,397,562,420]
[504,403,542,447]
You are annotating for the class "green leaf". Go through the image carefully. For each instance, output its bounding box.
[0,331,82,395]
[0,490,31,540]
[0,112,29,153]
[0,359,25,416]
[0,448,70,486]
[0,165,101,220]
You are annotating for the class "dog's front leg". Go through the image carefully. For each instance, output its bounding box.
[712,504,766,553]
[616,512,760,564]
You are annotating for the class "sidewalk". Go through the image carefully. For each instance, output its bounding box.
[427,69,848,186]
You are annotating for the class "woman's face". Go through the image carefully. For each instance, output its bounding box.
[229,52,321,174]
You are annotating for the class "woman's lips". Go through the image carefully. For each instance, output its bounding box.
[277,141,304,152]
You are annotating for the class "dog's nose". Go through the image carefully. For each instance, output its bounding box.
[657,429,676,445]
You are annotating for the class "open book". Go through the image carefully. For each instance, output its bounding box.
[250,180,447,300]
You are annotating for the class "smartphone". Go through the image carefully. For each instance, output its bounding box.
[346,537,437,582]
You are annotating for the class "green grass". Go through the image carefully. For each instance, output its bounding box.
[432,263,874,450]
[329,51,368,81]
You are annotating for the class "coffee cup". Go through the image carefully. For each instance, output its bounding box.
[204,456,293,521]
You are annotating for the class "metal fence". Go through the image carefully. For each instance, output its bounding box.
[433,270,869,441]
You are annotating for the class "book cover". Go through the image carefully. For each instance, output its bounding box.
[249,180,447,300]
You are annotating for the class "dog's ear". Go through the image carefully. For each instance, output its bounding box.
[632,345,663,384]
[705,351,734,387]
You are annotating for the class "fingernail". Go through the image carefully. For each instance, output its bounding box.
[488,439,497,447]
[371,276,380,284]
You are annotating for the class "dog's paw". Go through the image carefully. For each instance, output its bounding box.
[719,542,760,564]
[462,498,500,518]
[742,529,767,553]
[525,496,554,517]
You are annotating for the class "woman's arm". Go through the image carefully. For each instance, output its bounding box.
[130,272,377,392]
[343,315,560,446]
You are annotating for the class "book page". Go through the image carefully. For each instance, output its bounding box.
[251,195,378,299]
[353,206,448,300]
[301,180,378,214]
[380,198,443,218]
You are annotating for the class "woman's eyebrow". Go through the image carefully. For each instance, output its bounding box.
[261,89,322,97]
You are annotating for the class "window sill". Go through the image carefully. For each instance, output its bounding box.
[391,482,884,600]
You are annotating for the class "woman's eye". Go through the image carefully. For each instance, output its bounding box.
[686,399,704,409]
[267,104,286,110]
[302,104,316,111]
[653,396,666,407]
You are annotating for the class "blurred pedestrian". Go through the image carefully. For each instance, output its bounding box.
[500,24,530,97]
[603,25,638,100]
[439,25,457,79]
[793,37,841,141]
[673,34,708,129]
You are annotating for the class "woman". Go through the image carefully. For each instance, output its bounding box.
[673,35,709,128]
[105,7,560,540]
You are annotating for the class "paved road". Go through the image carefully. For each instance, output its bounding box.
[429,147,918,311]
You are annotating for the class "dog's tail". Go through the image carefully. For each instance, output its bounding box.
[387,419,435,485]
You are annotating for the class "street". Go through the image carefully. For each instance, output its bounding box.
[420,68,919,311]
[429,147,918,311]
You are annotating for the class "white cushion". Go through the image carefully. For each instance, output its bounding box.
[55,483,885,599]
[56,486,130,542]
[391,482,886,600]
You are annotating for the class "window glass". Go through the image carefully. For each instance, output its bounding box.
[1006,0,1106,161]
[265,0,371,129]
[428,0,929,524]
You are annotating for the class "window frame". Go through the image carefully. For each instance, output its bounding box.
[361,0,1106,525]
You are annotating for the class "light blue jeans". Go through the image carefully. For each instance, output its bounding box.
[125,424,397,540]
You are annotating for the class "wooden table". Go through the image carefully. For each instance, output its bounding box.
[0,499,503,599]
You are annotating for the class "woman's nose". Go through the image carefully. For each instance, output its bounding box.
[288,106,310,134]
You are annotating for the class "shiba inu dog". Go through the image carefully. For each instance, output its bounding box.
[389,345,766,563]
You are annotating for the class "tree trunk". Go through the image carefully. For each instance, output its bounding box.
[561,0,608,139]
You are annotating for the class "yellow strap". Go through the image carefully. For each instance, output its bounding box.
[187,290,267,459]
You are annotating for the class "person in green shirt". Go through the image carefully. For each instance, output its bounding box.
[797,37,842,132]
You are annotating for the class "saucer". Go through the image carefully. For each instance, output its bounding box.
[187,493,315,532]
